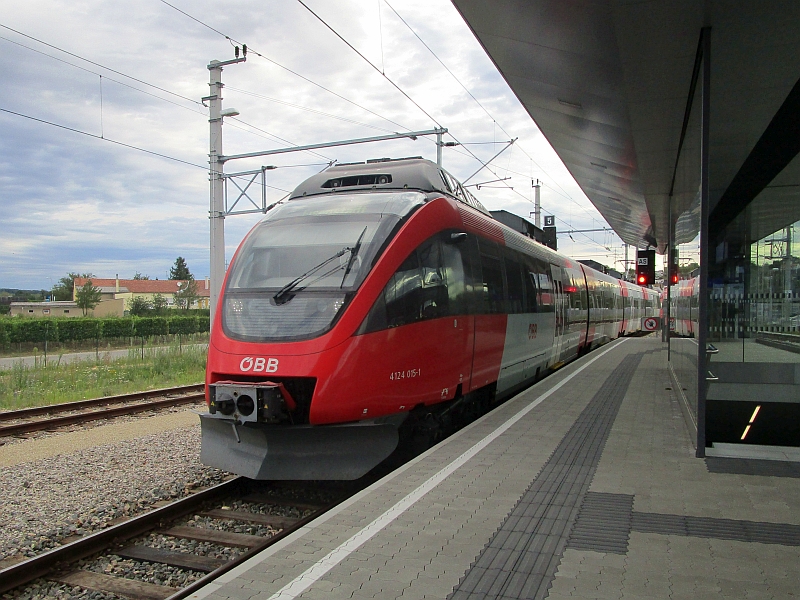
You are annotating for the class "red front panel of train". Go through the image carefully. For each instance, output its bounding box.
[312,315,474,422]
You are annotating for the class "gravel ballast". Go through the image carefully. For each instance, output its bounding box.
[0,421,226,563]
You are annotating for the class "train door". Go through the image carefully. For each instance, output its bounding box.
[469,238,506,392]
[550,264,566,364]
[352,234,473,415]
[619,281,629,336]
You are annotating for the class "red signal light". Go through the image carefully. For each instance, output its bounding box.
[638,275,646,284]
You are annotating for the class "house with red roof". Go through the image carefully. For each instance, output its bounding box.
[73,276,211,312]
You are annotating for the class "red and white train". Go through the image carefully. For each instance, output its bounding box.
[201,158,660,480]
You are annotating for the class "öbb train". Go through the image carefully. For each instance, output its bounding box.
[201,158,660,480]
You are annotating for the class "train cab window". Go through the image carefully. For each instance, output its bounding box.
[383,250,423,328]
[360,235,460,334]
[478,240,505,314]
[440,171,454,193]
[503,250,525,314]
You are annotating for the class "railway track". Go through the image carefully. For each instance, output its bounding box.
[0,384,206,438]
[0,477,354,599]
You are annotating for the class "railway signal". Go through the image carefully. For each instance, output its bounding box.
[668,249,679,284]
[636,249,655,285]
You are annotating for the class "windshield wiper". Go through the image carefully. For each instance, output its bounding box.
[340,226,368,289]
[273,247,350,305]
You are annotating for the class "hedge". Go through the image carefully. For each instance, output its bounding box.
[0,315,211,344]
[9,319,56,344]
[168,315,199,335]
[99,318,135,339]
[134,317,168,338]
[57,318,101,342]
[0,321,9,348]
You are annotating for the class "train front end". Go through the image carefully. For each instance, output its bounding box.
[200,184,427,480]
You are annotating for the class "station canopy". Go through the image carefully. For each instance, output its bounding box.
[451,0,800,252]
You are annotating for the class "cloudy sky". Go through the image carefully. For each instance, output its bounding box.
[0,0,631,290]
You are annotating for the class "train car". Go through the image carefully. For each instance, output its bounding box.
[664,277,698,337]
[201,158,659,480]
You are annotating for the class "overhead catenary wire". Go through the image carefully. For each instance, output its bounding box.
[229,117,334,162]
[158,0,413,134]
[226,86,396,134]
[381,2,597,220]
[0,107,207,169]
[157,0,538,214]
[0,33,208,117]
[0,23,202,106]
[157,0,613,256]
[295,0,442,129]
[1,30,338,167]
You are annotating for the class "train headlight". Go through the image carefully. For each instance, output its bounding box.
[208,382,293,424]
[236,394,255,417]
[215,393,236,416]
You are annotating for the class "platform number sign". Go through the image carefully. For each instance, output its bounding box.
[636,250,656,285]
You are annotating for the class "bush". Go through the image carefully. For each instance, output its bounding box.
[58,318,101,342]
[134,317,168,338]
[168,315,198,335]
[9,319,57,344]
[100,318,134,339]
[0,321,9,349]
[197,315,210,333]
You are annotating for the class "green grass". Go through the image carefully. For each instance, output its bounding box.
[0,343,207,410]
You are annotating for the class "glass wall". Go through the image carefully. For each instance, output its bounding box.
[706,205,800,448]
[667,50,703,439]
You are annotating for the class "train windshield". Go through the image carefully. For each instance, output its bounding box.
[223,191,425,342]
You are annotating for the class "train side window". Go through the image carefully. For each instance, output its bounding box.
[460,233,484,314]
[504,250,525,314]
[418,241,448,319]
[535,260,553,312]
[441,238,468,315]
[523,257,538,313]
[478,239,505,313]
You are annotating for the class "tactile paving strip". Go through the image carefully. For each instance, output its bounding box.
[631,512,800,545]
[705,457,800,478]
[565,494,800,550]
[449,355,643,600]
[566,492,633,554]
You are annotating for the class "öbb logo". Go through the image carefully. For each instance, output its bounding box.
[239,357,279,373]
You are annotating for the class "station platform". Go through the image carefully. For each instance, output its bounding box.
[189,336,800,600]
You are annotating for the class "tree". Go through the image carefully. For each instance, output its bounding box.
[170,257,192,280]
[174,278,199,310]
[128,296,152,316]
[75,280,102,316]
[132,272,150,280]
[52,272,94,301]
[679,262,700,277]
[152,293,168,315]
